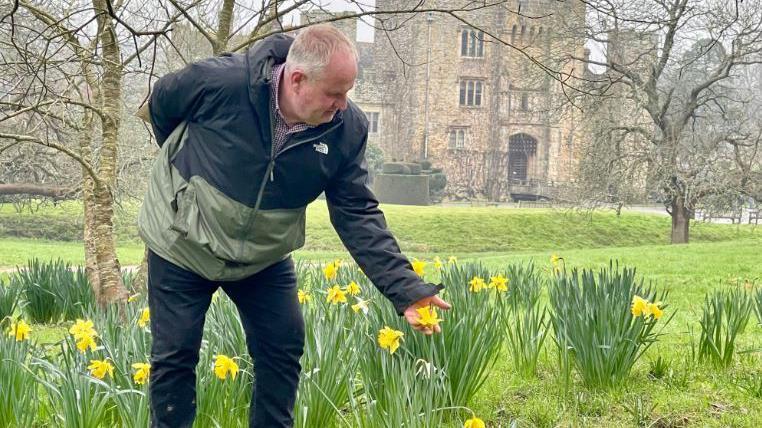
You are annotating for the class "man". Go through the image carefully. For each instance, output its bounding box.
[138,24,450,428]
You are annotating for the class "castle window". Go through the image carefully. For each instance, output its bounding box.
[459,79,484,107]
[365,111,380,134]
[520,93,529,111]
[460,29,484,58]
[449,128,468,149]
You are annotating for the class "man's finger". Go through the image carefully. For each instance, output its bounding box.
[430,295,452,310]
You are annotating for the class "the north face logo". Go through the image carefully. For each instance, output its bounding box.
[313,142,328,155]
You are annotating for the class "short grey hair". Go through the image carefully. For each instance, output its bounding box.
[286,24,358,80]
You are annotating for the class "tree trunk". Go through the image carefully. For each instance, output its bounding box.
[670,196,690,244]
[91,0,128,306]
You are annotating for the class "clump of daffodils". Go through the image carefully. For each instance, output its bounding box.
[69,319,98,353]
[6,319,31,342]
[631,295,664,319]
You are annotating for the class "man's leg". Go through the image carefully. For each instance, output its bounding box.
[147,250,216,428]
[221,257,305,428]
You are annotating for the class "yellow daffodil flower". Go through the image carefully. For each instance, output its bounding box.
[469,276,486,293]
[489,275,509,292]
[323,262,338,281]
[69,319,96,338]
[648,302,663,319]
[326,285,347,304]
[76,334,98,353]
[132,362,151,385]
[127,293,140,303]
[298,289,311,304]
[411,258,426,277]
[464,416,485,428]
[7,319,31,342]
[351,299,370,314]
[88,359,114,380]
[70,319,98,353]
[138,308,150,328]
[378,326,404,354]
[434,256,443,270]
[213,354,239,380]
[345,281,361,296]
[631,295,649,317]
[448,256,457,264]
[416,306,442,328]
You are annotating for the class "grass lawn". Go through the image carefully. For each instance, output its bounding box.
[2,203,761,426]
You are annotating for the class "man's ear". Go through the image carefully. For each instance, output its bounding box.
[289,69,308,93]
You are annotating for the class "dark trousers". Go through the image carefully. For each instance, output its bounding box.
[147,250,305,428]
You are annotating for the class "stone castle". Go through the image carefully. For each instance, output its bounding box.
[309,0,591,201]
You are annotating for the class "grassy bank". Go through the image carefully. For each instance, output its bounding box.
[1,200,759,268]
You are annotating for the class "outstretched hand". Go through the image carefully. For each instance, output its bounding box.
[404,294,451,336]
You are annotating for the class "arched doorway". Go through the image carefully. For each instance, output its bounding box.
[508,133,537,184]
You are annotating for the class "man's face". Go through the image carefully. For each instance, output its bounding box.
[292,50,357,125]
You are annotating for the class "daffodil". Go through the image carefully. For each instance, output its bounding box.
[464,416,485,428]
[7,319,31,342]
[138,308,150,328]
[378,326,404,354]
[416,306,442,328]
[70,319,98,353]
[345,281,361,296]
[76,334,97,353]
[69,319,96,338]
[323,262,338,281]
[489,274,509,292]
[469,276,486,293]
[434,256,443,270]
[132,362,151,385]
[550,254,563,273]
[411,258,426,277]
[298,289,311,304]
[631,295,649,317]
[448,256,457,264]
[351,299,370,314]
[326,285,347,304]
[213,354,239,380]
[127,293,140,303]
[648,302,663,319]
[88,359,114,380]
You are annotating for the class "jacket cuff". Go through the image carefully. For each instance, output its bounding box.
[393,282,445,316]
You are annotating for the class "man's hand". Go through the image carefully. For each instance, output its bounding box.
[404,294,451,336]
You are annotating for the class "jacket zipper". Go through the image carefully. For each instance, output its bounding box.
[241,121,341,258]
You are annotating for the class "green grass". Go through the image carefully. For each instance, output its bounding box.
[1,200,760,268]
[3,201,761,426]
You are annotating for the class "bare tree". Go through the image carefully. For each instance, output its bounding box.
[568,0,762,243]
